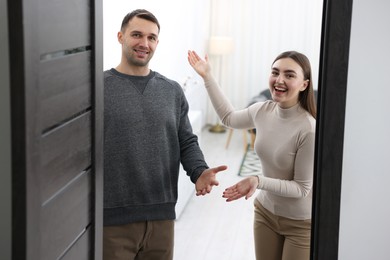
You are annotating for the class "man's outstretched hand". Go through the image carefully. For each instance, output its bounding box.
[195,165,228,196]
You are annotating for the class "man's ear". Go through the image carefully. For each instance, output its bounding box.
[117,31,123,44]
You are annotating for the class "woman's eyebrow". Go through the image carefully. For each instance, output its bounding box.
[278,69,297,74]
[271,68,297,74]
[284,69,297,74]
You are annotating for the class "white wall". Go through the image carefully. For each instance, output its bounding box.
[339,0,390,259]
[0,0,11,258]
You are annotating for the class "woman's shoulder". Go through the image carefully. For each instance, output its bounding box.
[248,100,277,113]
[296,111,316,139]
[249,100,276,109]
[300,109,316,132]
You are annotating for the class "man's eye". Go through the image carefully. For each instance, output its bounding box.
[132,33,141,38]
[271,71,278,76]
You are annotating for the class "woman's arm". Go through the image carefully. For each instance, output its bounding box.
[188,50,254,129]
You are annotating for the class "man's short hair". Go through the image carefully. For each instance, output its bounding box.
[121,9,160,33]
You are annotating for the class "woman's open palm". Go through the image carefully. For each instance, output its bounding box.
[187,50,211,79]
[223,176,259,202]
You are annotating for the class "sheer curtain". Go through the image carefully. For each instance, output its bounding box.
[206,0,323,124]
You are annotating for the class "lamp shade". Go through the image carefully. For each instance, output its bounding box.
[208,36,233,55]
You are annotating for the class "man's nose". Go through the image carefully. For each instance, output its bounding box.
[138,36,149,47]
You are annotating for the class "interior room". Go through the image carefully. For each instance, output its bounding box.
[103,0,323,126]
[3,0,390,259]
[103,0,323,259]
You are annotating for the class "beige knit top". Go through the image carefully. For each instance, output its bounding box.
[204,76,316,220]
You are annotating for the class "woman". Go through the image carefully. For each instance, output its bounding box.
[188,50,316,260]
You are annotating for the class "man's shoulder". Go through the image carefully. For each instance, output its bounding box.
[152,71,182,90]
[153,72,176,84]
[104,69,115,80]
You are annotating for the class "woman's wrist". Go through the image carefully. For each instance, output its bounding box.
[202,73,213,82]
[248,175,260,189]
[203,74,217,89]
[256,175,261,189]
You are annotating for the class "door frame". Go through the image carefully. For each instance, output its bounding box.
[310,0,353,259]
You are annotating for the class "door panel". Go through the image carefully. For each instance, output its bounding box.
[40,112,91,203]
[61,228,92,260]
[40,170,92,260]
[38,0,90,54]
[8,0,103,259]
[39,51,91,131]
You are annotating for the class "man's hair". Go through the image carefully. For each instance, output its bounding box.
[121,9,160,33]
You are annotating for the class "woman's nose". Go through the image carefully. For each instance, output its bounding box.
[276,75,284,84]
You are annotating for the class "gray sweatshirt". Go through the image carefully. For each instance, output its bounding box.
[104,69,208,225]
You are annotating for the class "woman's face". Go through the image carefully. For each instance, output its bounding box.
[268,57,308,108]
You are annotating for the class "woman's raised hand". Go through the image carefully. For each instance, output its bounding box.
[187,50,212,79]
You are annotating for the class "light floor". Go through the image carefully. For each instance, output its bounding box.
[174,127,259,260]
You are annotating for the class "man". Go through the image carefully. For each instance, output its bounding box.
[103,9,227,260]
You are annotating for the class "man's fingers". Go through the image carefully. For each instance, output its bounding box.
[196,188,210,196]
[212,165,228,173]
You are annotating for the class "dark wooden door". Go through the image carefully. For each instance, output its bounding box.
[8,0,103,259]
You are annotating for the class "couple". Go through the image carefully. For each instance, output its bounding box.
[103,9,316,260]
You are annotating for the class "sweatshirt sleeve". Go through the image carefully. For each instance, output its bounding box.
[204,76,255,129]
[177,88,209,183]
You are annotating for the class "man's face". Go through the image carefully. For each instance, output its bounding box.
[118,17,159,68]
